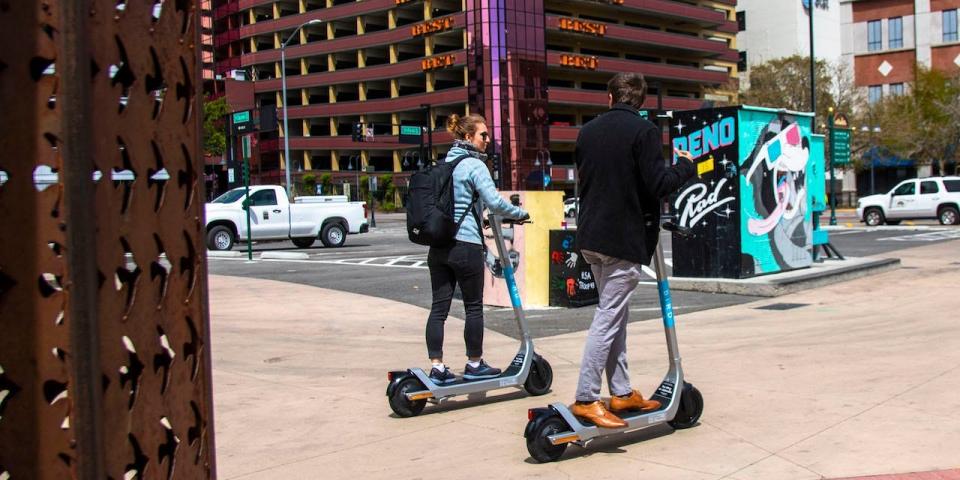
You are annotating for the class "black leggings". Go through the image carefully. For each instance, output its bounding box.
[426,241,485,360]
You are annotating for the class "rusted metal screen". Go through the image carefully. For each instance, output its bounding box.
[0,1,216,478]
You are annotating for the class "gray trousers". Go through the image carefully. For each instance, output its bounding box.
[574,250,642,402]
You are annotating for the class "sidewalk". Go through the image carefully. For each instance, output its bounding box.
[209,239,960,480]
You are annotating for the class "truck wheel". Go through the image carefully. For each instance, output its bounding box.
[864,207,884,227]
[292,237,316,248]
[939,206,959,225]
[321,223,346,248]
[207,226,234,251]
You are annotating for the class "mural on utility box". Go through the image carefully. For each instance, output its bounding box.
[738,110,814,275]
[669,106,815,279]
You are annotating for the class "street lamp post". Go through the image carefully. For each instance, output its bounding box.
[534,150,551,191]
[281,18,322,200]
[347,155,360,201]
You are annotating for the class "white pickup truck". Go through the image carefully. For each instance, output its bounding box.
[205,185,368,250]
[857,176,960,226]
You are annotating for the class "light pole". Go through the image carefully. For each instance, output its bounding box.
[420,103,433,164]
[534,150,551,191]
[806,0,816,134]
[347,154,360,201]
[281,18,322,199]
[861,125,882,195]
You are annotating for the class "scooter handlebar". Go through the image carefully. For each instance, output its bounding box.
[662,221,694,239]
[483,216,532,228]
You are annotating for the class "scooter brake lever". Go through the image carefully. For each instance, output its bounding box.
[662,221,694,239]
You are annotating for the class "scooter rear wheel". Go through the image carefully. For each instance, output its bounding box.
[526,416,569,463]
[524,355,553,396]
[668,382,703,429]
[389,377,427,417]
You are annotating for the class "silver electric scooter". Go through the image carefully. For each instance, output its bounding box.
[524,222,704,462]
[387,212,553,417]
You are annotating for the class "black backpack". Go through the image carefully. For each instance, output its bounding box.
[406,155,479,247]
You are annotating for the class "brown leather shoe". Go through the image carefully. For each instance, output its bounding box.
[570,400,627,428]
[609,390,661,413]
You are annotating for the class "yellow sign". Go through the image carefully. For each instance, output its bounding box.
[422,54,456,71]
[558,18,607,36]
[559,54,598,70]
[411,17,455,37]
[833,112,849,127]
[697,155,715,176]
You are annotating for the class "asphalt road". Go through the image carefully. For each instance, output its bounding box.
[207,213,960,339]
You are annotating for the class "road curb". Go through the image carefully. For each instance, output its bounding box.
[260,251,310,260]
[206,250,243,258]
[670,257,901,297]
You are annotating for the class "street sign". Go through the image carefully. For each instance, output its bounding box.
[369,175,378,192]
[232,110,254,134]
[399,124,424,144]
[831,128,851,165]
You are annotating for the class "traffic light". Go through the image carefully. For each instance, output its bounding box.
[352,122,364,142]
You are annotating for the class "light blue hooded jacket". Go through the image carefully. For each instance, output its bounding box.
[445,140,527,245]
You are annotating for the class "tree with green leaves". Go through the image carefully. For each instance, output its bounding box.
[202,97,228,157]
[866,66,960,174]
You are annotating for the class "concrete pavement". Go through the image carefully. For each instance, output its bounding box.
[209,239,960,479]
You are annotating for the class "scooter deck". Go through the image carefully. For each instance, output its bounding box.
[425,363,523,387]
[569,399,670,428]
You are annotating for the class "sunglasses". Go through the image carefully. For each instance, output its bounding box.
[479,132,489,140]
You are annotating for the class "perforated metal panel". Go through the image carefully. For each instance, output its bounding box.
[0,1,215,478]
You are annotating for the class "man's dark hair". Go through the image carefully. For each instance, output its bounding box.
[607,72,647,109]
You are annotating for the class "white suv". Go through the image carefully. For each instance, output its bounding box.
[856,176,960,226]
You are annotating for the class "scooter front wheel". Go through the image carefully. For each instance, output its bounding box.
[526,415,569,463]
[668,382,703,429]
[524,355,553,396]
[389,377,428,417]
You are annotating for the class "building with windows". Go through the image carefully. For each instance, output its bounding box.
[735,0,842,82]
[211,0,739,194]
[841,0,960,103]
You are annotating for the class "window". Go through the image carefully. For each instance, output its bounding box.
[944,9,958,42]
[888,17,903,48]
[920,181,940,194]
[249,189,278,206]
[893,182,916,196]
[738,51,747,71]
[944,180,960,192]
[737,11,746,31]
[868,85,883,104]
[868,20,882,51]
[890,83,904,95]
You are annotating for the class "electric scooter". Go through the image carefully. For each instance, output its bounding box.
[524,222,704,462]
[386,212,553,417]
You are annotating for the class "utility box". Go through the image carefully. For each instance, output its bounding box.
[668,105,822,278]
[547,229,598,308]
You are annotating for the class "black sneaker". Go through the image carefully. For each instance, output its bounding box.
[463,360,502,380]
[429,366,456,384]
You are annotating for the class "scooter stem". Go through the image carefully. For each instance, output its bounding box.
[653,241,682,366]
[488,213,533,346]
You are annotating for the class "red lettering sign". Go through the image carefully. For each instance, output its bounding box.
[559,54,599,70]
[421,54,456,71]
[411,17,455,37]
[558,18,607,36]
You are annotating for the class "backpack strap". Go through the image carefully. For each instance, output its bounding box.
[449,154,482,231]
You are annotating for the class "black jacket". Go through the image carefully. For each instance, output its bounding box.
[575,103,695,265]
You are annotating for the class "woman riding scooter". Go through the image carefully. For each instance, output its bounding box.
[425,113,529,384]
